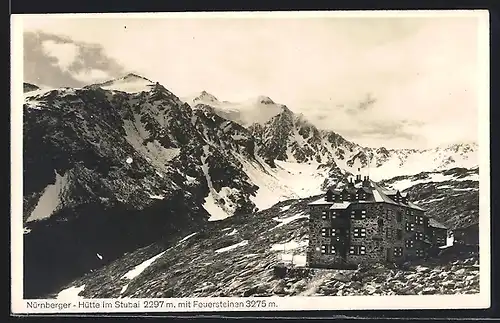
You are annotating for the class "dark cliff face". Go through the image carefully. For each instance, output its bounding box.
[248,106,369,167]
[252,107,295,163]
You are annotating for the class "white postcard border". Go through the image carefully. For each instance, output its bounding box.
[11,10,491,314]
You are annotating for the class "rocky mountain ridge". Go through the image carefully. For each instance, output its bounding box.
[22,79,262,298]
[185,90,478,179]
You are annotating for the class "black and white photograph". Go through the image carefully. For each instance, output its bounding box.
[11,11,490,313]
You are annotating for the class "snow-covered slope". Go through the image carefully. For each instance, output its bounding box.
[237,157,330,211]
[380,167,479,229]
[95,73,156,93]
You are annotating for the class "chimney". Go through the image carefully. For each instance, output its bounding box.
[362,175,370,188]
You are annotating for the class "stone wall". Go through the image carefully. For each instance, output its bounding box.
[403,210,427,260]
[308,202,434,268]
[306,204,345,267]
[348,203,383,265]
[431,227,448,247]
[454,225,479,246]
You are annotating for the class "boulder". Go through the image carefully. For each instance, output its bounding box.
[420,287,437,295]
[243,283,270,297]
[288,267,312,279]
[319,286,337,295]
[273,265,288,279]
[332,272,350,283]
[398,286,417,295]
[290,279,307,294]
[415,266,430,273]
[348,281,363,290]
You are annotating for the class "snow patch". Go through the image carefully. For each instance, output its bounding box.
[440,234,455,249]
[245,253,259,258]
[237,156,328,211]
[24,100,46,110]
[148,194,165,200]
[100,77,153,93]
[122,251,166,280]
[185,174,198,185]
[343,146,478,182]
[388,172,478,191]
[226,229,238,236]
[204,194,229,222]
[418,197,445,204]
[279,254,307,267]
[178,232,197,243]
[280,205,292,212]
[144,143,180,164]
[270,212,309,230]
[200,145,236,221]
[121,118,178,173]
[453,188,478,192]
[56,285,86,300]
[27,170,68,222]
[457,174,479,181]
[271,240,308,251]
[120,284,129,295]
[215,240,248,253]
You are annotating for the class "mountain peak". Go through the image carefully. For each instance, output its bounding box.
[121,73,153,82]
[194,91,219,103]
[256,96,275,105]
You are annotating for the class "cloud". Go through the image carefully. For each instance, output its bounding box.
[41,40,79,71]
[72,69,110,83]
[23,31,125,88]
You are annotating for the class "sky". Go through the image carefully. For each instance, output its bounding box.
[19,12,486,149]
